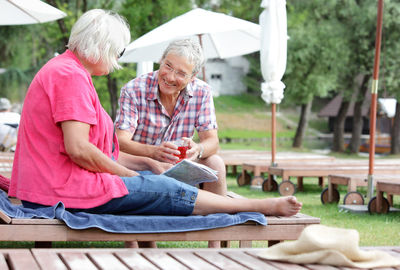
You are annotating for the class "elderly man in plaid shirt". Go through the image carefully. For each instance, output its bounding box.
[115,39,227,198]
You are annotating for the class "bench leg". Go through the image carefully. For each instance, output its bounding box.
[388,194,393,206]
[138,241,157,248]
[124,241,139,248]
[220,241,230,248]
[208,241,221,248]
[35,241,52,248]
[318,177,324,187]
[297,177,303,191]
[268,240,282,247]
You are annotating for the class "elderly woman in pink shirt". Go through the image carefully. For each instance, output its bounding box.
[9,9,302,221]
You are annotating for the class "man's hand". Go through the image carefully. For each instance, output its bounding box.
[154,141,180,164]
[185,138,202,161]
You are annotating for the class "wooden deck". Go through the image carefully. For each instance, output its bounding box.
[1,247,399,269]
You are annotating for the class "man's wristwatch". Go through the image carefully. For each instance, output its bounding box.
[197,144,204,159]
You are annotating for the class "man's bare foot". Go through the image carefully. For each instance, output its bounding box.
[262,196,302,216]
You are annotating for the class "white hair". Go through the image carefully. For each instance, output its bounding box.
[67,9,130,71]
[161,39,205,75]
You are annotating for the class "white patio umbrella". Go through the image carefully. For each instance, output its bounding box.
[0,0,66,25]
[119,8,261,80]
[259,0,287,191]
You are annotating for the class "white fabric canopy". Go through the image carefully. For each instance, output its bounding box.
[119,8,261,63]
[260,0,287,104]
[0,0,66,25]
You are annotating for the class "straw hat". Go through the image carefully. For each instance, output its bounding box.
[258,224,400,268]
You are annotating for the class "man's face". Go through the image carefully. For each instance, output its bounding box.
[158,53,195,97]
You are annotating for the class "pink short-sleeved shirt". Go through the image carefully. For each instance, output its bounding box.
[8,50,128,208]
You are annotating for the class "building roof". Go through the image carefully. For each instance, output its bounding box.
[318,94,370,118]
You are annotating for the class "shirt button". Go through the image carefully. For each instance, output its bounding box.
[191,195,196,200]
[181,192,186,197]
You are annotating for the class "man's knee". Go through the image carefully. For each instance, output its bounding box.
[199,154,226,176]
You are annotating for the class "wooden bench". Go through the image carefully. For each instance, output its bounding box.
[0,191,320,248]
[0,209,319,248]
[268,164,400,196]
[365,179,400,214]
[1,247,399,269]
[323,174,400,206]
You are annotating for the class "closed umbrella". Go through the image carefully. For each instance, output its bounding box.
[0,0,66,25]
[259,0,287,190]
[119,8,260,80]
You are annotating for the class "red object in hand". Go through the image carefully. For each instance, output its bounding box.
[175,146,188,162]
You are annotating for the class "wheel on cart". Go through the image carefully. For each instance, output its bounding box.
[368,196,390,214]
[261,178,278,192]
[320,187,340,204]
[278,180,296,196]
[251,176,264,187]
[343,191,364,205]
[236,172,251,186]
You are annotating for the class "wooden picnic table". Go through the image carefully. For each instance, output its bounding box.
[1,247,399,269]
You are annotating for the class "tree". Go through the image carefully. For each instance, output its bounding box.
[283,1,350,148]
[335,0,400,154]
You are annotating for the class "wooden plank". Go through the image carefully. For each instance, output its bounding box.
[0,210,11,224]
[194,250,248,270]
[140,250,189,270]
[6,250,40,270]
[115,250,160,270]
[0,253,8,270]
[11,218,64,225]
[221,250,274,270]
[87,252,129,270]
[31,250,68,270]
[59,252,97,270]
[167,250,220,270]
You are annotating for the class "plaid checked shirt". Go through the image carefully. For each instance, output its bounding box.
[115,71,218,145]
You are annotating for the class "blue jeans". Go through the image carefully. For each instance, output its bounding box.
[23,171,198,216]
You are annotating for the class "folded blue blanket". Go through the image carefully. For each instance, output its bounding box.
[0,190,266,233]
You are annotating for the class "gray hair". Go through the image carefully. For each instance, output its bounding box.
[161,39,205,75]
[67,9,130,72]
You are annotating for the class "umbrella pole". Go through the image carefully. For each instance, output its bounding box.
[367,0,384,201]
[197,34,207,82]
[271,103,277,166]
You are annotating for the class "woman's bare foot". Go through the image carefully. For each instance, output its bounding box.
[261,196,302,216]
